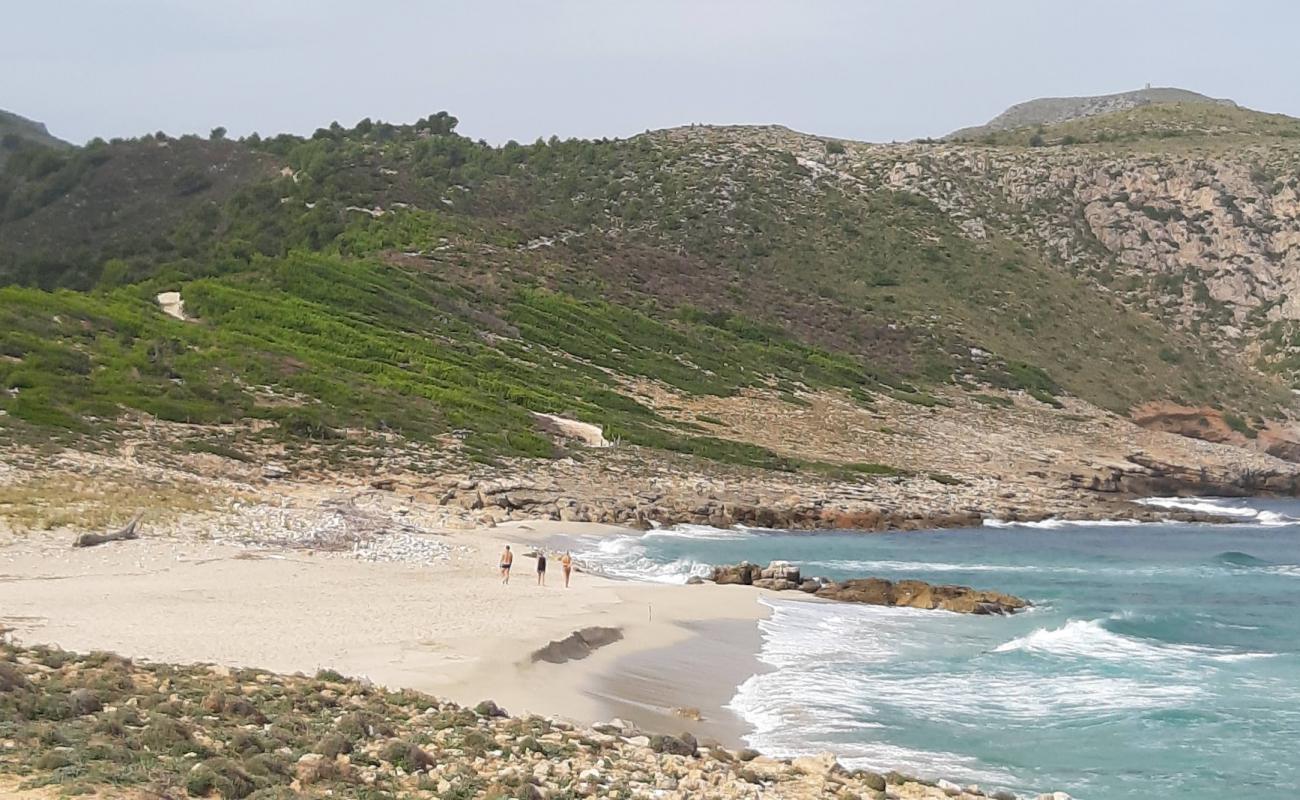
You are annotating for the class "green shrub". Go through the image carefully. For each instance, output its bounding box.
[1224,413,1258,438]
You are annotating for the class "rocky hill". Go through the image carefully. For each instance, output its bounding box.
[0,108,70,169]
[2,100,1300,508]
[947,86,1236,139]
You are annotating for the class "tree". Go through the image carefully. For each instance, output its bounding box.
[96,258,132,289]
[209,126,227,141]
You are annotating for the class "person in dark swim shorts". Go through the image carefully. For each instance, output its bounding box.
[536,552,548,586]
[499,545,513,584]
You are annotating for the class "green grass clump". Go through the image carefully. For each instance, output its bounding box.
[841,462,903,476]
[1224,412,1258,438]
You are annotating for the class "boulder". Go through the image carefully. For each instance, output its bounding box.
[0,662,28,692]
[752,578,799,591]
[296,753,337,785]
[711,562,759,585]
[68,688,102,716]
[761,560,801,583]
[261,462,289,480]
[799,579,822,593]
[792,752,840,777]
[650,733,697,756]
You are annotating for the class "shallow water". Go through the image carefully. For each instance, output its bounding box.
[575,497,1300,799]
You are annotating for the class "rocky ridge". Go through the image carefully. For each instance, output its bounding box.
[947,87,1235,139]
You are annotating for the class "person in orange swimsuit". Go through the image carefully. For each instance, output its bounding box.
[561,551,573,588]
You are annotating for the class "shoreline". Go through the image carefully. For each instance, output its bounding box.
[0,518,770,751]
[477,520,770,743]
[589,615,766,749]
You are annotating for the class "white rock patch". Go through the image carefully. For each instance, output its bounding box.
[156,291,189,321]
[534,413,611,448]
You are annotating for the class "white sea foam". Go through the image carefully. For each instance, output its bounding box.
[572,522,760,582]
[806,558,1085,574]
[995,619,1185,663]
[1136,497,1258,517]
[574,534,712,583]
[993,618,1274,667]
[644,524,756,541]
[1136,497,1299,526]
[725,597,1216,791]
[803,558,1225,579]
[983,517,1143,529]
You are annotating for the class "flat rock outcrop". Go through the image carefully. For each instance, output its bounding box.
[814,578,1028,615]
[710,561,1029,614]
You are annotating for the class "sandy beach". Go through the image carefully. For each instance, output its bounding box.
[0,518,767,744]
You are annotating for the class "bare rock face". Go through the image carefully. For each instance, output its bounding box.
[1131,401,1300,465]
[873,141,1300,381]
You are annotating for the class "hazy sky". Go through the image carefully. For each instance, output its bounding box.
[5,1,1299,145]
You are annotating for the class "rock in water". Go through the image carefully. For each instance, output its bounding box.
[708,561,1029,613]
[816,577,1028,614]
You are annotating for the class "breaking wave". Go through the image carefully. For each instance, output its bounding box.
[1136,497,1299,526]
[983,517,1143,529]
[574,534,712,583]
[993,618,1274,666]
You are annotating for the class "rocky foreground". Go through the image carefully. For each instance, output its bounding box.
[0,639,1064,800]
[708,562,1029,615]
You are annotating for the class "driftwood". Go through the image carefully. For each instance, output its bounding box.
[73,515,142,548]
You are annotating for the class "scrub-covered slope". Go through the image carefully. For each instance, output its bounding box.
[0,107,1296,468]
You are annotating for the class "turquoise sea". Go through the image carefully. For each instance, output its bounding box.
[576,497,1300,799]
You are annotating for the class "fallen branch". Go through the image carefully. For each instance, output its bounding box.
[73,515,142,548]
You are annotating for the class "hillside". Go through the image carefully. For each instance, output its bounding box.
[2,103,1300,523]
[947,86,1237,139]
[0,109,70,170]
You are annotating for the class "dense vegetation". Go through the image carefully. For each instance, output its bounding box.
[0,109,1292,464]
[0,110,70,170]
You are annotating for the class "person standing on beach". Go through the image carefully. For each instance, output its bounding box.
[536,551,548,586]
[500,545,513,584]
[561,551,573,588]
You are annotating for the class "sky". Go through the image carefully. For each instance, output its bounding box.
[5,0,1299,146]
